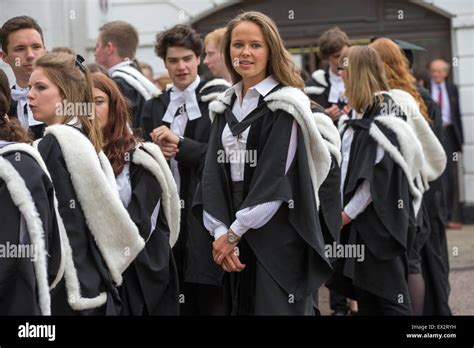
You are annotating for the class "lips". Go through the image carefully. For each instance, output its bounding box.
[239,60,253,68]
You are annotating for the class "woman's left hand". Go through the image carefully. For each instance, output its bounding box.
[341,211,352,226]
[213,233,237,265]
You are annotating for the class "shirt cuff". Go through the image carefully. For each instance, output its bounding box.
[213,225,228,240]
[230,219,249,237]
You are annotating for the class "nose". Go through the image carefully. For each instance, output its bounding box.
[176,60,186,70]
[26,47,35,60]
[241,44,250,57]
[203,55,209,65]
[27,88,34,100]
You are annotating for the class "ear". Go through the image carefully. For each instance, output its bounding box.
[106,42,114,55]
[0,51,8,64]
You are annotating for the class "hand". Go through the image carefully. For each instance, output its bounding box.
[159,141,179,160]
[150,125,180,146]
[325,104,343,121]
[212,231,238,265]
[341,105,352,115]
[221,250,246,273]
[341,211,352,226]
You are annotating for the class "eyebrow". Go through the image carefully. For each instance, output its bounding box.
[167,55,194,60]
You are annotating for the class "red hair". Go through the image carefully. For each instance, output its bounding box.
[91,73,139,176]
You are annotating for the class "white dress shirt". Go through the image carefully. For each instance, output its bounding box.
[116,161,161,243]
[162,77,201,194]
[328,68,345,104]
[203,75,298,239]
[340,110,385,220]
[430,80,451,126]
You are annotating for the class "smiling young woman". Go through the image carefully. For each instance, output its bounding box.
[195,11,338,315]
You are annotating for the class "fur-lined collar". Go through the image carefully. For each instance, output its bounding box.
[209,86,332,208]
[112,65,161,100]
[311,69,328,87]
[388,89,447,187]
[312,112,342,165]
[132,143,181,247]
[40,125,145,286]
[0,154,51,315]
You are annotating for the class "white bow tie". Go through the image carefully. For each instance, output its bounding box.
[163,88,201,123]
[11,87,29,102]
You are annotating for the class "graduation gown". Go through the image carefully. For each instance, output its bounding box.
[119,144,180,315]
[196,86,333,315]
[418,86,451,315]
[0,143,62,315]
[36,124,145,315]
[327,94,420,306]
[141,79,230,288]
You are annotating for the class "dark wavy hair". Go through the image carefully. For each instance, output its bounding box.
[91,72,139,176]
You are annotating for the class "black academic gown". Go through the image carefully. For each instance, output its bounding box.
[417,86,451,315]
[119,148,179,315]
[305,68,332,109]
[195,89,333,315]
[141,80,228,286]
[113,73,146,131]
[327,95,416,310]
[38,130,121,315]
[141,79,229,314]
[0,147,61,314]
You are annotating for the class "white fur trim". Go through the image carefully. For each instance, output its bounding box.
[338,114,350,134]
[98,151,120,200]
[209,87,332,207]
[7,144,108,311]
[112,66,161,100]
[0,143,66,291]
[41,125,145,286]
[388,89,447,186]
[201,92,227,103]
[369,115,425,215]
[311,69,328,87]
[199,78,231,93]
[0,156,50,315]
[313,112,342,165]
[304,86,326,95]
[132,143,181,247]
[264,87,332,207]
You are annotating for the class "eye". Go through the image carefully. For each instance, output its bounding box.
[14,47,25,52]
[184,57,192,62]
[32,44,43,50]
[233,42,243,48]
[36,85,46,91]
[251,43,261,48]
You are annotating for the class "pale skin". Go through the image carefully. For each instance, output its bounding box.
[27,67,63,125]
[203,40,232,82]
[92,87,109,130]
[94,33,124,70]
[212,21,272,273]
[0,28,46,88]
[149,47,202,160]
[325,45,350,121]
[430,59,449,85]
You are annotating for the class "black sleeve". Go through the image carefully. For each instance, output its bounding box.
[141,98,155,142]
[175,136,207,167]
[113,77,145,129]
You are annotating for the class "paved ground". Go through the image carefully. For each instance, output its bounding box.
[318,224,474,315]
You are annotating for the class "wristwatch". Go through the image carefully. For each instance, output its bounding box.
[227,229,240,243]
[178,135,184,148]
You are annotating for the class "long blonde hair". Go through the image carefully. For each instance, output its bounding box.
[369,38,430,122]
[341,45,389,113]
[222,11,304,89]
[34,52,103,152]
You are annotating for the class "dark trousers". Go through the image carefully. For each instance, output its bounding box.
[442,126,462,222]
[354,287,412,315]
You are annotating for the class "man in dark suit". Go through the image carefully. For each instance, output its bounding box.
[0,16,46,139]
[428,59,464,229]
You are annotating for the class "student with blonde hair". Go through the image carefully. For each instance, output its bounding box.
[196,11,337,315]
[370,38,449,315]
[203,27,232,82]
[28,52,145,315]
[327,45,425,315]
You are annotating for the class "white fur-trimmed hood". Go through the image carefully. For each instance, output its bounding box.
[209,86,332,207]
[112,65,161,100]
[0,154,51,315]
[388,89,447,187]
[40,125,145,286]
[312,112,342,166]
[132,143,181,247]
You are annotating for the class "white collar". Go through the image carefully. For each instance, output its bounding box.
[431,80,446,89]
[108,60,133,76]
[226,75,279,102]
[328,68,343,83]
[163,76,202,123]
